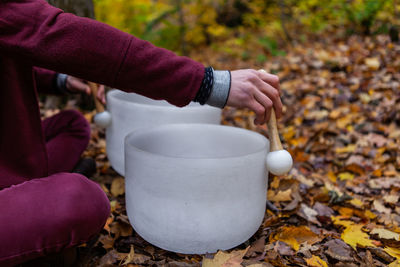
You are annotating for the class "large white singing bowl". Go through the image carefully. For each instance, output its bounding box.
[125,124,270,254]
[106,90,221,175]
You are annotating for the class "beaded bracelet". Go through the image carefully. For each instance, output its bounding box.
[194,67,214,105]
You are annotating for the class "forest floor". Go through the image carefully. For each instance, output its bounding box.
[42,34,400,266]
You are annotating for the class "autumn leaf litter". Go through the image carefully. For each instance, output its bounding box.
[78,34,400,266]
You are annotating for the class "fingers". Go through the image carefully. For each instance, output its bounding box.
[250,99,270,125]
[66,76,90,94]
[257,70,280,94]
[66,76,106,104]
[97,84,106,104]
[253,74,283,118]
[254,90,273,124]
[227,69,283,125]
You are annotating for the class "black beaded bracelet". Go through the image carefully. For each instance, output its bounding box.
[194,67,214,105]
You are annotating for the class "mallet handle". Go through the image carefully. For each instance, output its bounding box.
[88,82,104,113]
[267,109,283,152]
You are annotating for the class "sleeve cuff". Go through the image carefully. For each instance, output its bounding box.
[206,70,231,108]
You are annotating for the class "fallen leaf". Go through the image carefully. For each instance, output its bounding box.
[373,200,392,214]
[338,172,354,181]
[246,236,266,257]
[98,234,116,250]
[271,226,322,251]
[384,247,400,260]
[388,260,400,267]
[349,198,364,209]
[305,255,328,267]
[97,249,121,267]
[267,188,292,202]
[370,228,400,241]
[122,245,135,265]
[335,145,356,154]
[384,194,400,204]
[332,217,376,249]
[202,247,249,267]
[298,203,320,225]
[111,177,125,197]
[313,202,334,217]
[273,241,294,256]
[324,239,353,262]
[365,57,380,70]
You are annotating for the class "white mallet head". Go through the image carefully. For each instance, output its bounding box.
[257,69,293,176]
[94,111,112,128]
[266,150,293,175]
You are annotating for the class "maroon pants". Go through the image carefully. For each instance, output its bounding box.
[0,110,110,266]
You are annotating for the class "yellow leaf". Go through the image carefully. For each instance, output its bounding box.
[328,171,336,182]
[111,177,125,197]
[338,172,354,181]
[349,198,364,209]
[384,247,400,260]
[332,217,376,249]
[338,207,355,217]
[202,247,249,267]
[271,226,321,251]
[335,145,356,154]
[110,200,120,213]
[270,176,280,189]
[370,228,400,241]
[290,136,308,147]
[364,210,377,220]
[268,188,292,202]
[283,126,296,141]
[305,255,328,267]
[336,114,353,129]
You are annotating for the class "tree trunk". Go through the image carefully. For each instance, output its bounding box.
[278,0,293,45]
[47,0,95,18]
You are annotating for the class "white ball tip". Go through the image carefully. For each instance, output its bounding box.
[94,111,112,128]
[266,150,293,175]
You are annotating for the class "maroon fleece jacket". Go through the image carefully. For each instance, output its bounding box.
[0,0,204,188]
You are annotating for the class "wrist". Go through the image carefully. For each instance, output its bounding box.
[193,67,231,108]
[206,70,231,108]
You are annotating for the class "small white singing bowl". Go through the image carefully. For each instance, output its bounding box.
[124,124,270,254]
[106,90,222,175]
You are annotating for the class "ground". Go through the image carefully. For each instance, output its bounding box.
[42,34,400,266]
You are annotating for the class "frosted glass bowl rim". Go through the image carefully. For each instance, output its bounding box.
[124,123,269,160]
[108,89,215,110]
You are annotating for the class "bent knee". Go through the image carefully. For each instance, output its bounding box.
[56,173,110,235]
[61,109,90,140]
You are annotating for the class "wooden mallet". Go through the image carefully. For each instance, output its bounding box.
[88,82,111,128]
[259,69,293,175]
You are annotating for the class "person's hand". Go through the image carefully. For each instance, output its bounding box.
[226,69,282,125]
[65,76,106,104]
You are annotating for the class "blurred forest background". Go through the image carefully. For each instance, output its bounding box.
[91,0,400,65]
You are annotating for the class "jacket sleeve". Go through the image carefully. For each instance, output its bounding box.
[33,67,59,95]
[0,0,204,106]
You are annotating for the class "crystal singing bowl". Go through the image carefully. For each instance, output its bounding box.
[124,124,270,254]
[106,90,222,175]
